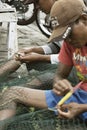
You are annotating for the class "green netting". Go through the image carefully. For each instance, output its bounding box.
[0,109,86,130]
[0,60,86,130]
[0,61,57,90]
[0,60,79,90]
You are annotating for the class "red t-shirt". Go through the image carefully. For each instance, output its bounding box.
[58,41,87,91]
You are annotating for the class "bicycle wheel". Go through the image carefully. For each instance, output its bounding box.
[17,2,36,25]
[36,9,52,38]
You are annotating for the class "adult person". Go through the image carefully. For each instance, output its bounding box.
[0,0,86,86]
[0,0,87,123]
[0,0,61,88]
[23,0,56,14]
[0,41,62,88]
[0,0,60,75]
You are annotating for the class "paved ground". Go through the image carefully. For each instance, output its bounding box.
[0,1,48,61]
[0,20,48,87]
[17,22,48,48]
[0,21,47,62]
[0,2,48,87]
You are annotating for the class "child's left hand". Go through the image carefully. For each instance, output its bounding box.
[57,102,83,119]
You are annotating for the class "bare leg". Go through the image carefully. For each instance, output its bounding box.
[0,59,21,80]
[0,109,16,120]
[0,86,47,121]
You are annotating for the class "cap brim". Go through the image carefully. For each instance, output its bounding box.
[48,25,68,43]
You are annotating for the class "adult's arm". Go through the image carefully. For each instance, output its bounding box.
[15,42,60,63]
[15,52,51,63]
[18,46,45,54]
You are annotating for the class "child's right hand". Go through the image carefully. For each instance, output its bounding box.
[53,79,73,96]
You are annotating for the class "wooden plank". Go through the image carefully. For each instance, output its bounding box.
[7,22,18,59]
[0,2,18,59]
[0,12,17,22]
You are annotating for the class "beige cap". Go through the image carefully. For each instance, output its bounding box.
[48,0,87,42]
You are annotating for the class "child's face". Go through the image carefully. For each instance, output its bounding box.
[65,14,87,48]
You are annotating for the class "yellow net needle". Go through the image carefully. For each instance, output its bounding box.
[58,91,73,106]
[58,81,83,106]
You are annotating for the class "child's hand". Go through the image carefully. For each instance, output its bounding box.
[57,102,83,119]
[53,79,73,96]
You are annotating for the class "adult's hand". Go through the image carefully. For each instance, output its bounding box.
[14,52,50,63]
[14,52,39,62]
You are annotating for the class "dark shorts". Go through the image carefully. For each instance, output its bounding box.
[45,89,87,121]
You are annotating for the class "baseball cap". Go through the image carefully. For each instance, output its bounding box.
[48,0,87,42]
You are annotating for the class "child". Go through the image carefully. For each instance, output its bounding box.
[0,0,87,122]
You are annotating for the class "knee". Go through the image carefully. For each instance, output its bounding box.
[0,86,19,110]
[2,86,19,99]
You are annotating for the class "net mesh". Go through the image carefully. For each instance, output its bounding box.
[0,61,58,91]
[0,60,86,130]
[0,60,79,90]
[0,109,87,130]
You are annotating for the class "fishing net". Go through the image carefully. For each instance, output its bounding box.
[0,60,85,130]
[0,109,86,130]
[0,59,79,90]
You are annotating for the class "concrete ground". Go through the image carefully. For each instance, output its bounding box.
[0,2,50,88]
[0,22,47,61]
[0,20,48,88]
